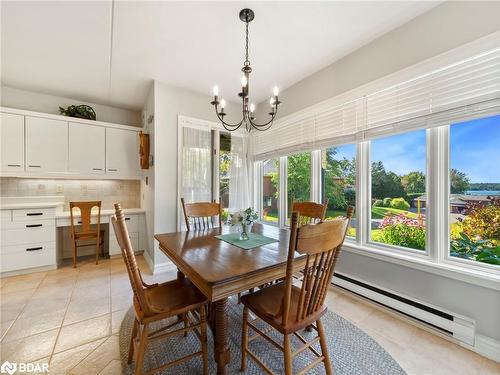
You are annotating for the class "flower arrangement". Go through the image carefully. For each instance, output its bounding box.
[229,208,258,240]
[229,207,258,226]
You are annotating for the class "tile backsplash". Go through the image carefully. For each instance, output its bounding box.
[0,178,140,210]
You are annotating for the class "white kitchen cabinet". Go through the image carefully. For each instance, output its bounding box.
[68,122,105,175]
[0,112,25,172]
[26,116,68,173]
[108,213,142,256]
[106,128,139,177]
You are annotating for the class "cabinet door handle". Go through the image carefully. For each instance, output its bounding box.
[26,246,43,251]
[27,213,43,216]
[92,168,103,171]
[28,165,41,168]
[26,224,43,228]
[125,218,130,221]
[7,164,21,167]
[77,221,82,224]
[108,168,118,171]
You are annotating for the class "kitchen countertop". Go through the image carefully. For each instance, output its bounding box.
[55,207,145,218]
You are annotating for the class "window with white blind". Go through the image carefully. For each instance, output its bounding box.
[252,38,500,280]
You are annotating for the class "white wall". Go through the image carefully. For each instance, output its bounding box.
[1,86,141,126]
[151,81,239,267]
[256,1,500,342]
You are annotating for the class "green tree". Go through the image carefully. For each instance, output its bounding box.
[287,153,311,205]
[371,161,406,199]
[323,148,356,209]
[401,171,425,194]
[451,169,470,194]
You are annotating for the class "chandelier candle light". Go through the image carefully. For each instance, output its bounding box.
[211,8,281,132]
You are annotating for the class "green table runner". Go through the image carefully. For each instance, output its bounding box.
[215,232,278,250]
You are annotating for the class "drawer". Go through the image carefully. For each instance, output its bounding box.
[109,231,139,256]
[12,208,56,221]
[1,223,55,247]
[1,210,12,222]
[0,242,56,273]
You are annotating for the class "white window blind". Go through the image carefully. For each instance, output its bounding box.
[253,45,500,160]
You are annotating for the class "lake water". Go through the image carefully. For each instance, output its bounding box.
[465,190,500,196]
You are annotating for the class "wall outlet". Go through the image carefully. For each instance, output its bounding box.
[81,184,88,195]
[56,185,64,193]
[37,184,45,191]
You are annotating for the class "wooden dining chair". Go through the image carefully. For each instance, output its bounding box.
[291,200,328,226]
[111,203,209,375]
[240,207,353,375]
[69,201,105,268]
[181,197,222,231]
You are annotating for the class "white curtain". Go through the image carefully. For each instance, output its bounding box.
[181,126,212,203]
[228,134,252,212]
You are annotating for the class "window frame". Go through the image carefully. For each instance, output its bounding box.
[253,120,500,282]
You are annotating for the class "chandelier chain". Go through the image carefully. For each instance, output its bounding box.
[244,21,250,67]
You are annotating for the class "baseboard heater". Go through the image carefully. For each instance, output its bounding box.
[332,273,476,346]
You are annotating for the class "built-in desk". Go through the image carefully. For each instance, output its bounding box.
[1,197,145,276]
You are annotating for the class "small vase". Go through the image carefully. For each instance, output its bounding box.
[239,223,252,241]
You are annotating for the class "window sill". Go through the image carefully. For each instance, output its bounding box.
[341,241,500,291]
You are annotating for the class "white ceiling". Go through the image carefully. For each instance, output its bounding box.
[1,1,441,111]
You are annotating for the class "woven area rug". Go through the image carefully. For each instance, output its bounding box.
[119,296,405,374]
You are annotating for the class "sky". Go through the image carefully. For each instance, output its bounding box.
[330,114,500,183]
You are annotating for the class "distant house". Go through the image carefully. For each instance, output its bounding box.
[413,194,496,214]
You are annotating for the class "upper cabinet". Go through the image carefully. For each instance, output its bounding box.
[68,122,105,175]
[0,108,141,179]
[106,128,140,178]
[26,117,68,173]
[0,113,25,172]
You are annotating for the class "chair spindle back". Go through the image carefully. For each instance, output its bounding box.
[282,206,354,325]
[290,200,328,226]
[181,198,222,231]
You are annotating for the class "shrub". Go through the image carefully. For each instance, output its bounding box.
[373,199,384,207]
[461,196,500,245]
[390,197,410,210]
[450,233,500,265]
[382,197,392,207]
[344,189,355,206]
[378,214,425,250]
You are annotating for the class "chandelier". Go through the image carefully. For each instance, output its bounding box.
[211,8,281,132]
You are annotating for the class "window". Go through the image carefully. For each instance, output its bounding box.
[219,132,231,220]
[287,151,311,221]
[370,130,427,251]
[262,158,279,224]
[449,115,500,267]
[321,144,356,237]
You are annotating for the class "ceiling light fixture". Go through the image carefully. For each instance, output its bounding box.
[211,8,281,132]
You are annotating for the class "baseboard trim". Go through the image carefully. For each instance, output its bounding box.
[153,261,176,275]
[475,334,500,363]
[143,250,154,274]
[1,264,57,278]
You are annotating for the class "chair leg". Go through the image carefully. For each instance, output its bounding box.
[317,319,332,375]
[240,305,249,371]
[200,305,208,375]
[128,318,138,364]
[95,235,100,265]
[72,237,77,268]
[284,333,293,375]
[135,322,149,375]
[182,312,188,337]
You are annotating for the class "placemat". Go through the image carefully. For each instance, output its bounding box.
[215,232,278,250]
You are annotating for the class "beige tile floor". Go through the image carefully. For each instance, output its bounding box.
[1,256,498,375]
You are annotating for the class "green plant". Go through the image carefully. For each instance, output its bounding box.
[59,105,96,120]
[461,197,500,245]
[373,199,384,207]
[450,233,500,265]
[390,197,410,210]
[378,214,425,250]
[382,197,392,207]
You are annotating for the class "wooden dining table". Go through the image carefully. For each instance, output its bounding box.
[154,223,306,375]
